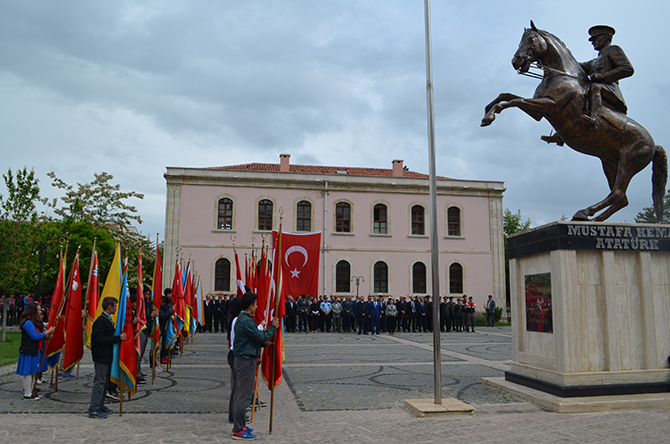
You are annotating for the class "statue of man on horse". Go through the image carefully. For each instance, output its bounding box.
[481,21,667,222]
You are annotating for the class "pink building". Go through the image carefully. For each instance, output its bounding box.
[163,154,506,311]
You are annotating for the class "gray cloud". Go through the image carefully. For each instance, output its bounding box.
[1,0,668,237]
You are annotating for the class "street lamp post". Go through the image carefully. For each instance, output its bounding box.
[351,276,364,296]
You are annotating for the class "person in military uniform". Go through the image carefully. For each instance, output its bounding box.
[580,25,634,128]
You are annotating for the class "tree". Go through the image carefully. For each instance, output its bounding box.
[503,208,532,237]
[502,208,532,313]
[47,171,144,228]
[634,190,670,223]
[0,167,46,342]
[46,171,155,287]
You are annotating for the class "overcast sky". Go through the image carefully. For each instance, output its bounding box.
[2,0,668,238]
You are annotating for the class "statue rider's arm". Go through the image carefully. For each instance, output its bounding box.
[603,45,634,83]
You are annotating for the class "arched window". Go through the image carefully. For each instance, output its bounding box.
[335,261,351,293]
[412,262,427,294]
[447,206,461,236]
[373,203,387,234]
[297,200,311,232]
[373,261,388,293]
[217,198,233,230]
[258,199,273,231]
[215,258,231,292]
[411,205,425,235]
[335,202,351,233]
[449,263,463,294]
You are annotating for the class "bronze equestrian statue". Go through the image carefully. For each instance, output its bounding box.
[481,22,667,222]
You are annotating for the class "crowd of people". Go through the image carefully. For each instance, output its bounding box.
[14,288,497,439]
[200,292,498,336]
[1,293,39,327]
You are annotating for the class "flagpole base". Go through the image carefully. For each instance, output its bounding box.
[404,398,474,417]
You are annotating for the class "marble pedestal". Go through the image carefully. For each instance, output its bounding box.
[495,221,670,411]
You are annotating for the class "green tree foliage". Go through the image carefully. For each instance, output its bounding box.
[0,169,155,305]
[0,168,44,293]
[0,167,46,341]
[634,190,670,223]
[503,208,532,237]
[47,171,144,229]
[46,171,154,274]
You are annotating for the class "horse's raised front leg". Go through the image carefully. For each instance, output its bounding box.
[481,96,555,127]
[481,93,522,126]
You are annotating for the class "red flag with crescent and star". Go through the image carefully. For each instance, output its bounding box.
[273,230,321,307]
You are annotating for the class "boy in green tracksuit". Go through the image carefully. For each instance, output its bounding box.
[231,293,279,440]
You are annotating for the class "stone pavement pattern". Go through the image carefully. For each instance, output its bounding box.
[0,326,668,443]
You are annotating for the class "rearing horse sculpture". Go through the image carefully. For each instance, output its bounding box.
[482,21,667,222]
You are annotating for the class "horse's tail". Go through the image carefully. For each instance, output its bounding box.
[652,145,668,220]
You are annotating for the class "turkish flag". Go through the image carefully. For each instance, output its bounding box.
[273,231,321,306]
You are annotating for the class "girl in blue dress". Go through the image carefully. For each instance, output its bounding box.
[16,302,55,400]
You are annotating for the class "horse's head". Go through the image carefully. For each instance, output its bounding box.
[512,21,547,73]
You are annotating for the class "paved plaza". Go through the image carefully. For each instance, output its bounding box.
[0,326,669,443]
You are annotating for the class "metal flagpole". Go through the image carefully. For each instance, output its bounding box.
[424,0,442,405]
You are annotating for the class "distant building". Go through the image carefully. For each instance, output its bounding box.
[163,154,506,310]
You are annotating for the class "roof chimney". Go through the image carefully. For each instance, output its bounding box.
[392,159,404,177]
[280,153,290,172]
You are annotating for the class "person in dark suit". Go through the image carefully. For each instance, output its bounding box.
[203,294,214,333]
[212,294,222,333]
[446,297,455,332]
[341,296,354,333]
[440,296,449,331]
[284,295,297,332]
[485,295,496,327]
[309,297,320,333]
[356,297,369,335]
[425,296,433,332]
[416,296,427,332]
[368,296,380,335]
[89,297,126,418]
[297,294,310,332]
[396,296,406,332]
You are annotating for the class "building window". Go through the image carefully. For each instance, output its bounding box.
[412,262,427,294]
[447,206,461,236]
[297,200,311,232]
[449,263,463,294]
[258,199,273,231]
[411,205,425,235]
[373,261,388,293]
[217,198,233,230]
[335,261,350,293]
[215,258,231,292]
[335,202,351,233]
[373,204,387,234]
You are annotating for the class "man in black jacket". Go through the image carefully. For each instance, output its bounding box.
[356,297,369,335]
[88,297,126,419]
[284,295,297,332]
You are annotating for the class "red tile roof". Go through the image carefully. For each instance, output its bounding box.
[208,163,442,179]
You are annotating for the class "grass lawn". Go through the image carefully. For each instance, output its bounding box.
[0,332,21,367]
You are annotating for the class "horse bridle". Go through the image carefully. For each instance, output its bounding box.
[520,62,582,81]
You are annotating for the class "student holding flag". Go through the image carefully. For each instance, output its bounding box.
[231,292,279,440]
[89,297,127,419]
